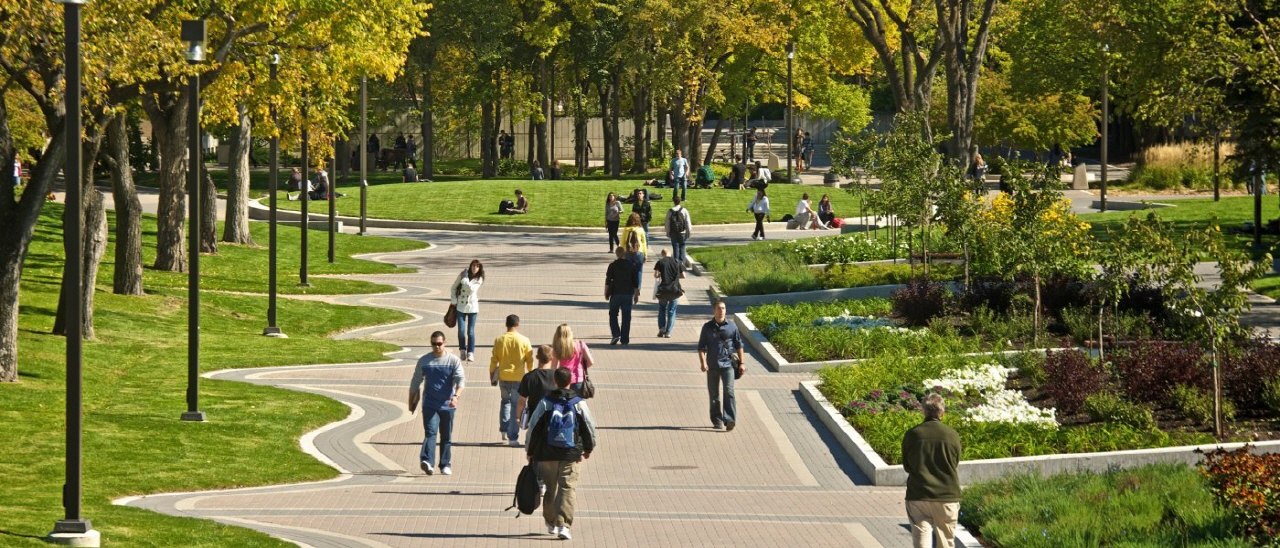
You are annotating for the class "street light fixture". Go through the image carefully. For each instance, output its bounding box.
[786,41,795,184]
[360,76,368,236]
[1099,43,1109,213]
[299,99,311,287]
[48,0,100,545]
[264,52,285,338]
[181,19,207,423]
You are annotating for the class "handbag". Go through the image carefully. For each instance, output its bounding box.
[577,341,596,399]
[655,279,684,301]
[444,304,457,328]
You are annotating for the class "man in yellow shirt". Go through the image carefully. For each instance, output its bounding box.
[491,314,534,447]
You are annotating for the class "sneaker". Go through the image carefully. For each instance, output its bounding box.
[420,460,433,475]
[558,527,571,540]
[548,523,558,535]
[726,421,736,432]
[440,466,452,475]
[712,423,724,430]
[509,439,522,448]
[610,337,620,346]
[466,352,475,362]
[657,330,665,338]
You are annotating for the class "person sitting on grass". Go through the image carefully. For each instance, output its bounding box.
[403,161,418,183]
[501,189,529,214]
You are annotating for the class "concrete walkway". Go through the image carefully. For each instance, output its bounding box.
[117,228,913,547]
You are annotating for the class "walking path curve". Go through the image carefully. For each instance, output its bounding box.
[116,227,915,547]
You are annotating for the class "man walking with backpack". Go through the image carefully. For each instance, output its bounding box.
[409,331,466,476]
[665,195,692,269]
[526,367,597,540]
[697,300,745,431]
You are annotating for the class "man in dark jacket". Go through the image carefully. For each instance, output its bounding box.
[901,394,962,548]
[605,247,640,345]
[526,367,597,540]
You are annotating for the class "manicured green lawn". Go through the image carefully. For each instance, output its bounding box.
[0,204,416,546]
[274,179,860,227]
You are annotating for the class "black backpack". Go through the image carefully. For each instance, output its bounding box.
[498,199,515,213]
[668,208,688,237]
[505,464,541,517]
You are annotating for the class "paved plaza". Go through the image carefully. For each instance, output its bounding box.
[119,227,915,547]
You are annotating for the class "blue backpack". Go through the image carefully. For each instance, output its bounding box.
[545,397,583,448]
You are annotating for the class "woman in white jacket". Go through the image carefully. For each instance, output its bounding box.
[451,260,485,361]
[748,188,770,240]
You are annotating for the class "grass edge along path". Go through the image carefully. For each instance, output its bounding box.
[0,204,421,546]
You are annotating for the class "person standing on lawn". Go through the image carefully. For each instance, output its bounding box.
[408,331,466,476]
[664,195,692,268]
[902,394,963,548]
[697,300,744,431]
[526,366,598,540]
[670,149,690,202]
[491,314,534,447]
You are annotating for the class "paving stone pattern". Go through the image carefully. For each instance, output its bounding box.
[122,228,913,547]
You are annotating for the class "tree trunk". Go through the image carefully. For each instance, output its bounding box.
[143,91,189,272]
[670,93,687,162]
[938,0,997,168]
[574,82,587,177]
[421,70,434,180]
[600,86,613,174]
[610,71,622,178]
[222,104,254,245]
[200,169,217,254]
[481,101,495,178]
[632,80,650,173]
[52,188,107,339]
[105,114,144,295]
[657,101,667,165]
[703,116,726,167]
[844,0,942,116]
[537,57,550,169]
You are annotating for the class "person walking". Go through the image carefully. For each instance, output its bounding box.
[747,187,770,240]
[794,128,806,171]
[664,195,692,268]
[902,394,963,548]
[450,260,485,362]
[698,300,745,431]
[605,247,641,345]
[516,345,558,431]
[620,212,648,290]
[802,131,815,170]
[408,331,466,476]
[653,249,684,338]
[551,324,595,393]
[631,189,652,236]
[525,367,597,540]
[746,128,758,161]
[605,192,624,252]
[491,314,534,447]
[670,149,690,202]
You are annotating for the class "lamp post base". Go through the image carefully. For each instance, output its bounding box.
[180,411,207,422]
[298,283,312,288]
[48,520,99,547]
[262,326,288,338]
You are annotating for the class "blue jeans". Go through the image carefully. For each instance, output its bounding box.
[675,175,687,201]
[658,298,678,334]
[671,237,687,267]
[499,380,521,441]
[627,252,645,289]
[707,367,736,426]
[420,407,456,467]
[609,293,634,344]
[457,312,477,354]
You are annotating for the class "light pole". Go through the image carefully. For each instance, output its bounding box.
[786,41,795,183]
[264,52,285,338]
[181,19,207,423]
[328,143,335,263]
[48,1,99,545]
[360,76,367,235]
[299,98,311,287]
[1099,43,1109,213]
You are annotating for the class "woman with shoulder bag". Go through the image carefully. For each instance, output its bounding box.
[605,192,624,252]
[550,324,595,398]
[450,260,485,362]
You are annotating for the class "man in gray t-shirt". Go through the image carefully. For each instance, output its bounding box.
[409,330,466,475]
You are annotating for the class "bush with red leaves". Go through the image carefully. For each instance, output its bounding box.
[1112,341,1208,403]
[1043,349,1110,415]
[891,280,951,327]
[1222,340,1280,410]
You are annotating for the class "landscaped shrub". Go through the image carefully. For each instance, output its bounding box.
[1042,349,1109,415]
[1038,274,1091,318]
[1222,340,1280,410]
[1113,341,1208,403]
[1265,379,1280,415]
[1082,392,1156,431]
[1171,384,1236,426]
[966,306,1041,346]
[1201,446,1280,546]
[789,235,906,264]
[891,280,951,327]
[817,262,959,289]
[962,277,1020,315]
[1061,306,1157,344]
[747,298,893,337]
[1002,351,1047,390]
[962,465,1248,548]
[1118,277,1168,321]
[769,323,979,362]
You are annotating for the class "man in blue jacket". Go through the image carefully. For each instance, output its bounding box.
[409,331,466,476]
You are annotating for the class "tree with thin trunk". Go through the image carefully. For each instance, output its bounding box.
[104,113,144,295]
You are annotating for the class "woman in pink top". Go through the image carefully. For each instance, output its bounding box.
[551,324,593,395]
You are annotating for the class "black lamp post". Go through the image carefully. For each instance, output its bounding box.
[264,52,285,338]
[48,0,99,545]
[360,76,367,235]
[181,19,207,423]
[786,41,795,183]
[1099,43,1109,213]
[299,99,311,287]
[328,144,335,264]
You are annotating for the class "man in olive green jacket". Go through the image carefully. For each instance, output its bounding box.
[901,394,962,548]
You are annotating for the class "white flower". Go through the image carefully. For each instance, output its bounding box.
[923,362,1058,429]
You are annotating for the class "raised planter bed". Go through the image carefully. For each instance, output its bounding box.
[799,380,1280,486]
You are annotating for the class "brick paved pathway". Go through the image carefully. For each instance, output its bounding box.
[120,228,913,547]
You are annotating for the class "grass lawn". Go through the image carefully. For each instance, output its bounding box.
[0,204,418,546]
[1079,196,1280,298]
[274,179,860,227]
